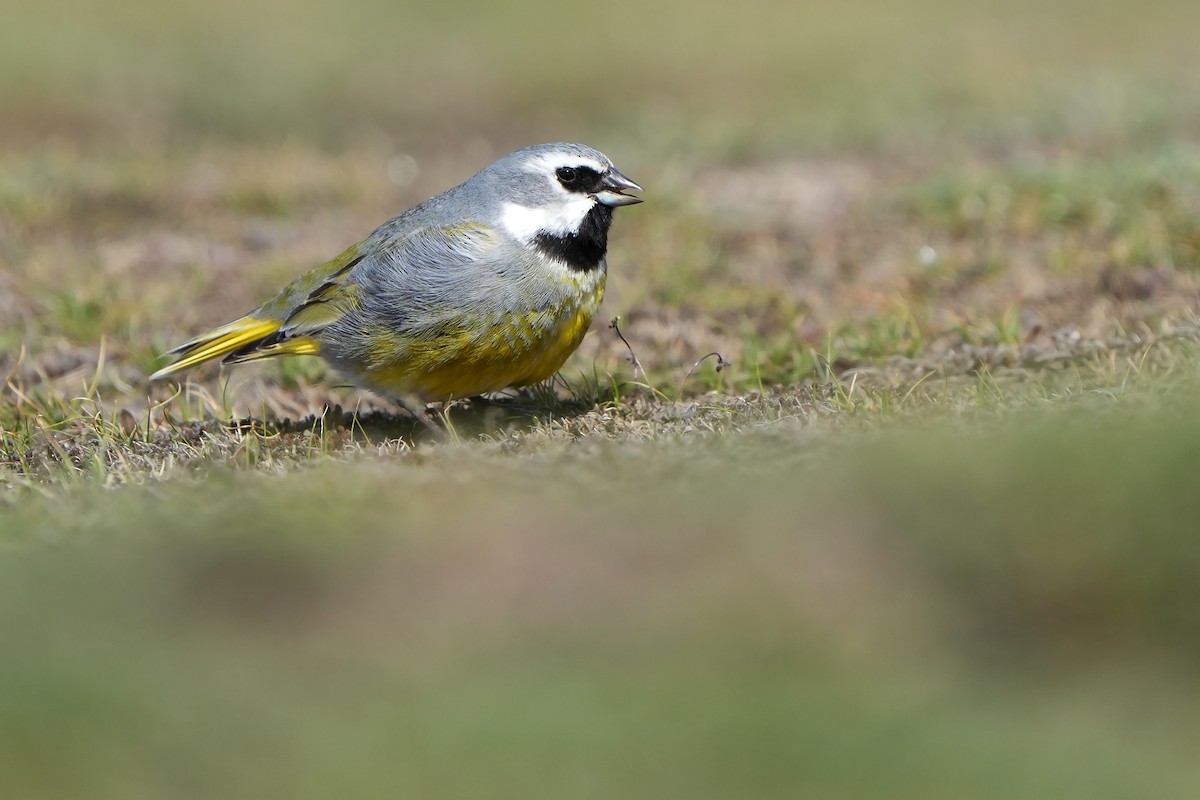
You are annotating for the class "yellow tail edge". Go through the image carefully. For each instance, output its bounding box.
[149,317,281,381]
[224,338,320,363]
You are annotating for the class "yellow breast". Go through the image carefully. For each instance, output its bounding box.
[359,275,606,399]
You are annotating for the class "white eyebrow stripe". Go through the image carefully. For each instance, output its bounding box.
[525,152,609,174]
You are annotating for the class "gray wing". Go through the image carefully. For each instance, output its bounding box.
[358,221,537,326]
[320,220,554,368]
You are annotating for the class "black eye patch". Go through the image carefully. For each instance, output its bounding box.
[556,165,604,193]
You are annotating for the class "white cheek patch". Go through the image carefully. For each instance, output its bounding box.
[500,194,596,241]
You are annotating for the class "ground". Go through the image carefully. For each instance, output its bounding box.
[4,0,1200,797]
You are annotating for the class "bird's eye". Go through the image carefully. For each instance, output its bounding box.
[556,167,578,185]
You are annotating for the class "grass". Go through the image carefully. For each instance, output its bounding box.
[6,387,1200,797]
[5,0,1200,795]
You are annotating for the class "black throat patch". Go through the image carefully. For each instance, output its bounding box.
[533,204,613,272]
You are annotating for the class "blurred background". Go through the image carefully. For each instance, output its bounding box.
[4,0,1200,151]
[4,0,1200,410]
[5,0,1200,797]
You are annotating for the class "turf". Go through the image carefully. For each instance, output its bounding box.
[4,0,1200,796]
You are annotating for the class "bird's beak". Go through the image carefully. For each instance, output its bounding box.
[595,168,644,206]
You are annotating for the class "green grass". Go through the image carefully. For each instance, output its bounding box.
[5,0,1200,795]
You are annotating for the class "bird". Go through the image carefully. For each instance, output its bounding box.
[150,142,643,420]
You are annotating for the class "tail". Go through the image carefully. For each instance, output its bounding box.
[149,316,317,381]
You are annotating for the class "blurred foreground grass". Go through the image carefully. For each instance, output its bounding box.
[5,386,1200,798]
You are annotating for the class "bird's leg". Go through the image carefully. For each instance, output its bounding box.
[395,394,448,440]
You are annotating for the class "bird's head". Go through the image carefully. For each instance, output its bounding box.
[484,143,643,250]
